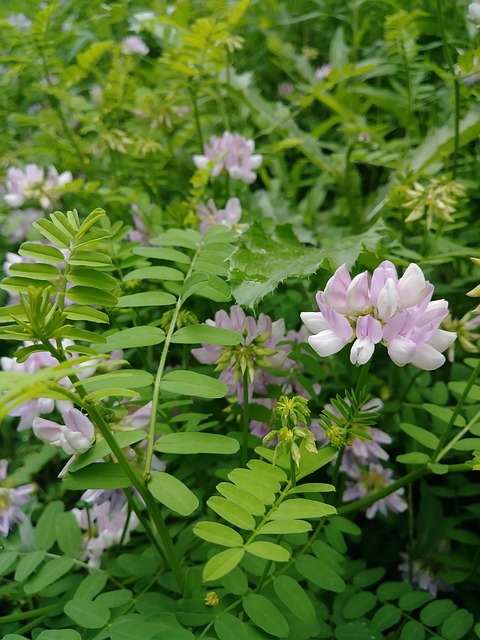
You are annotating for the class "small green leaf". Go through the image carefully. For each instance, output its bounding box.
[400,423,439,450]
[193,521,244,547]
[34,218,71,247]
[203,548,245,582]
[376,581,412,600]
[273,575,317,626]
[8,262,60,280]
[67,430,146,473]
[14,550,47,582]
[398,591,433,611]
[400,620,425,640]
[148,472,199,516]
[133,246,190,263]
[65,305,109,323]
[372,603,402,631]
[289,482,335,493]
[154,432,239,454]
[56,511,82,557]
[420,599,456,626]
[243,594,289,638]
[24,557,75,594]
[116,292,177,307]
[162,370,228,398]
[67,268,118,290]
[214,612,265,640]
[270,498,336,520]
[19,242,65,263]
[261,520,312,535]
[63,462,132,490]
[342,591,377,619]
[171,324,242,345]
[36,632,82,640]
[207,496,256,530]
[123,266,184,281]
[35,500,64,550]
[67,285,118,306]
[441,609,474,640]
[78,370,153,392]
[69,251,112,268]
[296,555,345,592]
[396,452,430,464]
[64,598,111,629]
[245,541,290,562]
[217,483,265,516]
[97,326,166,353]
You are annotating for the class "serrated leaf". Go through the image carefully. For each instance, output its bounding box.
[162,370,228,398]
[171,324,242,345]
[148,472,199,516]
[203,548,245,582]
[230,221,383,308]
[116,291,177,307]
[193,521,244,547]
[154,432,239,454]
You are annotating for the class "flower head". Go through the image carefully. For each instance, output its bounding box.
[121,36,149,55]
[343,463,407,519]
[3,164,73,210]
[192,306,294,402]
[0,460,34,537]
[193,132,263,184]
[301,261,456,370]
[197,197,242,233]
[33,409,95,456]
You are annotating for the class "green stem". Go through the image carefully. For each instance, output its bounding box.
[435,406,480,463]
[241,369,250,466]
[337,466,427,516]
[432,358,480,459]
[435,0,460,177]
[189,84,204,151]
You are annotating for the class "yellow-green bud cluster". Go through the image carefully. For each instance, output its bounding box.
[215,333,277,384]
[325,425,347,449]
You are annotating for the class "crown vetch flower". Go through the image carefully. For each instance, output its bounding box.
[193,132,263,184]
[301,261,456,370]
[0,460,34,537]
[33,408,95,455]
[343,463,407,519]
[121,36,149,55]
[197,197,242,233]
[3,164,73,210]
[192,305,294,401]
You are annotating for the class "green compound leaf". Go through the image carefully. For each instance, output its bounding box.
[207,496,256,530]
[97,326,166,353]
[203,548,245,582]
[400,423,439,450]
[270,498,337,520]
[148,472,199,516]
[193,521,244,547]
[273,575,317,626]
[244,541,290,562]
[64,598,111,629]
[230,221,384,308]
[162,370,228,398]
[171,324,242,345]
[243,594,289,638]
[154,432,239,455]
[116,291,177,307]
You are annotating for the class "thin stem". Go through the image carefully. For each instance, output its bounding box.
[189,84,204,151]
[435,406,480,462]
[432,358,480,459]
[435,0,460,177]
[241,369,250,466]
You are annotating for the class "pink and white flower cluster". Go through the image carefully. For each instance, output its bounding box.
[197,197,242,233]
[301,261,456,370]
[192,305,295,402]
[0,459,35,538]
[3,164,73,210]
[193,132,263,185]
[72,490,139,568]
[121,36,149,55]
[33,409,95,457]
[343,464,407,519]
